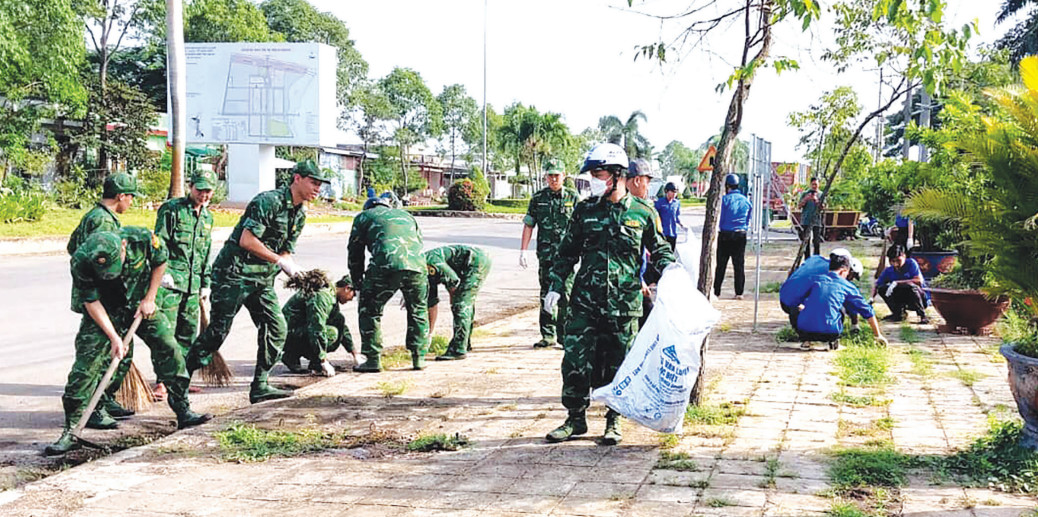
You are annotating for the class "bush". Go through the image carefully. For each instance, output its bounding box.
[0,188,48,223]
[52,165,101,209]
[447,179,484,211]
[487,198,529,209]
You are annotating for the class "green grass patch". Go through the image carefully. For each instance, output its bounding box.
[406,433,469,452]
[758,458,781,488]
[946,369,987,387]
[685,402,746,426]
[905,347,933,377]
[776,325,799,343]
[760,281,782,293]
[381,347,412,369]
[934,419,1038,493]
[828,444,912,489]
[899,324,921,344]
[834,343,892,386]
[215,422,341,462]
[830,390,891,407]
[704,496,734,507]
[656,451,699,471]
[375,380,411,398]
[826,502,875,517]
[429,335,450,356]
[658,433,679,450]
[680,198,706,207]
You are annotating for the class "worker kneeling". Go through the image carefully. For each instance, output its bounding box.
[281,271,360,377]
[425,245,492,361]
[790,253,889,350]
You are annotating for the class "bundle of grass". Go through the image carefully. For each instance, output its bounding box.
[285,269,331,294]
[116,361,153,412]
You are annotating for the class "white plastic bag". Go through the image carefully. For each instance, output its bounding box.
[590,264,719,433]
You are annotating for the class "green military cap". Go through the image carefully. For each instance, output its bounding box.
[335,275,353,289]
[544,159,565,175]
[86,232,124,280]
[103,172,142,198]
[293,159,331,183]
[190,169,218,190]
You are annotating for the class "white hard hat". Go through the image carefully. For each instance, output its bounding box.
[581,143,629,173]
[831,248,852,259]
[849,257,863,276]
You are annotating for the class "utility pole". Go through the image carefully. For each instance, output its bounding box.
[901,85,912,160]
[919,88,931,163]
[166,0,186,198]
[482,0,488,177]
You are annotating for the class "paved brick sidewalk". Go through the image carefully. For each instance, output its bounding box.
[1,295,1036,516]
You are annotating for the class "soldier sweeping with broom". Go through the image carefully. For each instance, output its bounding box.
[46,228,211,455]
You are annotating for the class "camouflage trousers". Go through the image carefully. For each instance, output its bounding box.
[281,310,354,367]
[63,307,192,429]
[443,260,491,355]
[358,269,429,358]
[157,287,201,356]
[538,257,574,344]
[187,279,285,384]
[560,306,639,413]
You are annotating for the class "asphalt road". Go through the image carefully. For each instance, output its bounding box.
[0,206,706,463]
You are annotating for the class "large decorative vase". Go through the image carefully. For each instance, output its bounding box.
[929,288,1009,335]
[911,250,958,280]
[1000,344,1038,449]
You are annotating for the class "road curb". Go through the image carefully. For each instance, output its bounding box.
[0,221,354,257]
[408,210,524,220]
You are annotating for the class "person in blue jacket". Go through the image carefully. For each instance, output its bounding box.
[872,244,929,323]
[654,182,684,250]
[792,254,889,350]
[780,248,852,329]
[714,174,752,299]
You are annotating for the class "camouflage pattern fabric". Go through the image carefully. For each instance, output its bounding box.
[524,186,579,343]
[357,270,429,358]
[424,245,492,355]
[63,228,193,428]
[549,193,676,317]
[281,287,354,367]
[548,193,676,414]
[560,308,639,413]
[187,186,305,382]
[155,196,213,354]
[347,205,425,287]
[67,202,121,255]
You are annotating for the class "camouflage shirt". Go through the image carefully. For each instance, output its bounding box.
[347,205,424,286]
[524,186,579,261]
[549,193,676,317]
[424,245,491,306]
[155,196,213,293]
[212,186,305,284]
[67,202,121,255]
[282,287,341,354]
[71,227,168,314]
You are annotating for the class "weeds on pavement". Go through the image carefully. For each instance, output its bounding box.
[905,347,933,376]
[429,335,450,356]
[760,281,782,293]
[376,380,411,398]
[406,433,469,452]
[215,422,342,462]
[932,418,1038,493]
[834,342,892,386]
[899,324,921,344]
[946,368,987,387]
[685,402,746,425]
[656,451,699,471]
[776,325,798,343]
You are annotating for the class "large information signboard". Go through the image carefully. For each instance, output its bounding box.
[185,42,337,146]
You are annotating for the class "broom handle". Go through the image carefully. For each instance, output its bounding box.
[72,315,143,437]
[200,295,209,333]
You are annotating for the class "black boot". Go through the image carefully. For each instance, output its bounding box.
[545,411,588,443]
[602,410,623,445]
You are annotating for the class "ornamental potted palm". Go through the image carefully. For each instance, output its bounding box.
[906,56,1038,447]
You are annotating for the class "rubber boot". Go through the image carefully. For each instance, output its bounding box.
[44,431,81,456]
[602,410,623,445]
[412,350,426,370]
[101,396,135,419]
[86,408,118,430]
[167,388,213,429]
[533,339,556,349]
[353,356,383,373]
[545,411,588,443]
[436,344,467,361]
[249,369,292,404]
[177,410,213,430]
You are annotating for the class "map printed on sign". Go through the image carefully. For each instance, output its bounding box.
[185,43,338,146]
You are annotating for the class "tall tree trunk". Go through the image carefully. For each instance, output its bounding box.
[400,143,408,198]
[166,0,186,199]
[698,0,773,296]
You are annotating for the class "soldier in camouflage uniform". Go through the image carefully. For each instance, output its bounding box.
[65,172,141,424]
[45,228,211,455]
[281,273,359,376]
[520,159,579,349]
[155,170,216,357]
[186,160,329,403]
[543,143,677,446]
[347,197,429,372]
[424,245,492,360]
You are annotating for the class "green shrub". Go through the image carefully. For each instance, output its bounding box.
[447,179,484,211]
[939,419,1038,493]
[52,165,102,209]
[487,198,529,209]
[0,188,48,223]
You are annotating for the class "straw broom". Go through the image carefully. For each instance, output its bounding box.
[197,298,232,387]
[115,343,153,413]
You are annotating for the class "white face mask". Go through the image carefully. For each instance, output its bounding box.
[589,177,609,197]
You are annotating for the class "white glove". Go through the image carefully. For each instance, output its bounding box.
[543,291,561,314]
[519,250,528,270]
[320,360,336,377]
[276,256,302,277]
[885,282,896,298]
[200,287,211,301]
[161,273,176,289]
[353,352,365,365]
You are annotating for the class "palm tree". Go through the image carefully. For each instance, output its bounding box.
[598,111,652,158]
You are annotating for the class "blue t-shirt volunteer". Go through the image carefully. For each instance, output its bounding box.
[719,191,752,232]
[794,271,875,335]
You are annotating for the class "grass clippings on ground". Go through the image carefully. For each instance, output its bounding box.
[656,451,700,471]
[406,433,469,452]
